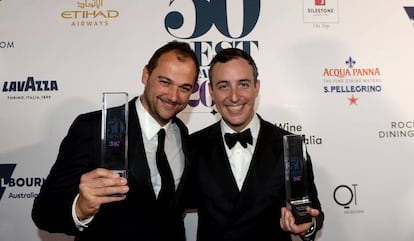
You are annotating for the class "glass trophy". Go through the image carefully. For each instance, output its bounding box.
[101,92,128,179]
[283,134,312,224]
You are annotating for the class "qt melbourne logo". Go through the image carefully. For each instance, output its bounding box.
[333,183,364,215]
[165,0,260,113]
[404,6,414,28]
[0,164,16,200]
[0,164,44,201]
[322,57,383,106]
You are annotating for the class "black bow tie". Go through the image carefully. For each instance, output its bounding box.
[224,129,253,149]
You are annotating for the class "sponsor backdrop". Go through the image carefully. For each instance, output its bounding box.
[1,0,414,240]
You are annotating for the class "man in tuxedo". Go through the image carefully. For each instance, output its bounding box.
[186,48,324,241]
[32,41,200,241]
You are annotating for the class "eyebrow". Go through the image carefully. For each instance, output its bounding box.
[159,75,194,88]
[158,75,172,82]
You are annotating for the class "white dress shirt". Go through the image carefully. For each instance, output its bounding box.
[136,98,184,197]
[221,114,260,190]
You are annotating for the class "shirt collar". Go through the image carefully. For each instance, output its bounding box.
[136,97,172,140]
[220,114,260,139]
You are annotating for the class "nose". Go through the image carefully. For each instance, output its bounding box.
[166,86,178,102]
[229,87,240,102]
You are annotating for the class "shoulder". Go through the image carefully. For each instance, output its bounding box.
[190,122,219,139]
[72,109,101,125]
[172,116,189,134]
[66,110,101,136]
[258,115,291,137]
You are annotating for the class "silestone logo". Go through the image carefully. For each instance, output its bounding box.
[315,0,326,6]
[303,0,339,24]
[166,0,260,113]
[61,0,120,27]
[322,57,383,105]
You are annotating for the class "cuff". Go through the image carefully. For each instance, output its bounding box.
[301,221,316,241]
[72,194,94,231]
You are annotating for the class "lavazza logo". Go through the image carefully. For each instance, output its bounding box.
[0,164,44,202]
[322,57,383,106]
[165,0,260,114]
[2,76,59,101]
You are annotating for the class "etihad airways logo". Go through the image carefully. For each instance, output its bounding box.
[61,0,120,27]
[322,57,383,105]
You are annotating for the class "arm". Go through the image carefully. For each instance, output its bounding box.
[31,113,128,234]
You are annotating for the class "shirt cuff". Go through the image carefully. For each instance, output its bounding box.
[301,221,316,240]
[72,193,94,231]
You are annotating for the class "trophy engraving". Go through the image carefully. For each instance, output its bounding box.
[283,134,312,224]
[101,92,128,180]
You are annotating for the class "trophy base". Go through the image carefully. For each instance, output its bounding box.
[110,169,127,197]
[112,169,127,178]
[289,199,312,224]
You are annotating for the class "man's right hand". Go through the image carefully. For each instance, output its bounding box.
[75,168,129,220]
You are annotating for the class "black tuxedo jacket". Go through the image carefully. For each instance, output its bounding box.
[32,96,191,241]
[186,115,324,241]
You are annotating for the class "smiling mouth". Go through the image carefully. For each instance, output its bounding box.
[160,98,178,109]
[227,105,242,112]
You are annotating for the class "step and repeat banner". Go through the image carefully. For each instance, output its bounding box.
[1,1,414,241]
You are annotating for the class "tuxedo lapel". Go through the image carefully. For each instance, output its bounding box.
[171,117,190,205]
[231,119,286,223]
[127,97,156,200]
[209,124,241,197]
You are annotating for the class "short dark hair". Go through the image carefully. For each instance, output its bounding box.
[208,48,259,84]
[146,41,200,84]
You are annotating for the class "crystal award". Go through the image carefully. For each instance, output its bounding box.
[283,134,312,224]
[101,92,128,179]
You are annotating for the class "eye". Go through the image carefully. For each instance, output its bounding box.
[180,85,192,93]
[217,82,229,90]
[158,77,170,86]
[239,80,251,88]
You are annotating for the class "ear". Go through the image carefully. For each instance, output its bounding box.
[255,79,261,97]
[208,82,214,100]
[141,66,149,85]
